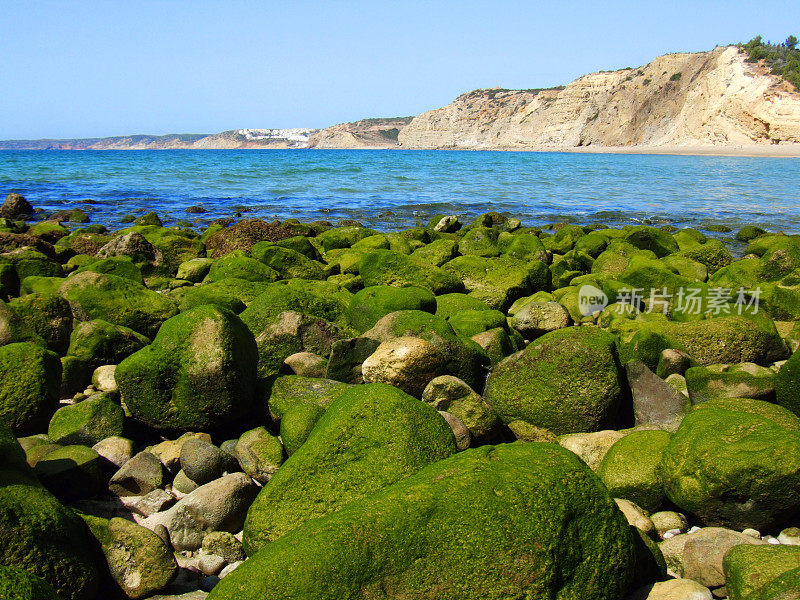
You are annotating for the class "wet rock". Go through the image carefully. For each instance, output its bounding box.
[626,360,690,432]
[109,451,166,497]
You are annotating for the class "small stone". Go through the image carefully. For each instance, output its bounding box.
[91,365,118,393]
[180,438,237,485]
[778,527,800,545]
[133,489,176,516]
[219,561,243,578]
[651,511,688,539]
[627,578,712,600]
[657,349,693,378]
[433,215,460,233]
[198,553,227,576]
[202,531,246,563]
[742,528,761,539]
[510,301,571,339]
[153,524,171,548]
[172,469,199,494]
[109,451,165,496]
[92,435,135,469]
[438,411,471,451]
[148,432,213,473]
[615,498,655,536]
[283,351,327,378]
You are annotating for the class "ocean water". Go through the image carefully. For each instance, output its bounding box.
[1,149,799,233]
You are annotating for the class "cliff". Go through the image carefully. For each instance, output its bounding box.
[398,46,800,149]
[307,117,414,149]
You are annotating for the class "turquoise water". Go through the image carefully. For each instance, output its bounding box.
[1,149,799,232]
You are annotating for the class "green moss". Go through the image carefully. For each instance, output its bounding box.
[0,564,60,600]
[345,284,436,333]
[747,566,800,600]
[8,293,73,354]
[178,278,269,313]
[279,403,325,455]
[434,292,491,318]
[251,244,327,280]
[115,304,258,431]
[458,226,500,257]
[316,226,378,251]
[543,224,586,254]
[67,319,150,370]
[498,231,549,261]
[484,326,625,435]
[0,343,61,436]
[775,341,800,417]
[723,545,800,600]
[411,238,458,266]
[0,300,45,347]
[442,255,549,310]
[592,241,655,277]
[359,249,464,295]
[235,427,285,483]
[598,430,672,512]
[239,280,353,333]
[624,226,679,257]
[659,399,800,530]
[213,443,634,600]
[244,383,459,551]
[175,257,213,282]
[205,252,279,283]
[75,255,144,284]
[274,235,322,260]
[266,375,352,421]
[57,271,178,338]
[736,225,767,242]
[446,308,507,338]
[48,395,124,446]
[686,363,776,405]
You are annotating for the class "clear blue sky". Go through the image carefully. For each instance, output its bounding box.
[2,0,799,139]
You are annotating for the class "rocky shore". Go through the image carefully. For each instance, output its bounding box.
[1,191,800,600]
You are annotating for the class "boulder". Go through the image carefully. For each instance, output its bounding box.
[66,319,150,371]
[33,445,104,501]
[92,435,135,469]
[627,579,712,600]
[108,451,165,497]
[510,301,572,339]
[558,429,629,471]
[484,326,626,435]
[774,347,800,416]
[686,363,776,405]
[251,244,327,280]
[358,249,464,294]
[626,360,691,432]
[747,566,800,600]
[265,375,352,422]
[204,252,279,283]
[81,514,177,599]
[243,383,457,552]
[58,271,178,338]
[210,443,635,600]
[143,472,259,551]
[0,193,34,219]
[0,422,100,600]
[116,305,259,431]
[676,527,765,589]
[421,375,500,442]
[361,336,447,397]
[659,399,800,530]
[234,427,284,484]
[48,394,124,446]
[8,293,73,354]
[599,430,672,512]
[180,438,237,485]
[279,403,325,456]
[0,342,61,435]
[723,545,800,600]
[345,285,436,333]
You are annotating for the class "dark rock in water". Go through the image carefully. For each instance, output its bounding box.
[204,219,301,258]
[186,205,208,214]
[135,211,163,227]
[0,193,34,219]
[626,360,690,432]
[214,443,635,600]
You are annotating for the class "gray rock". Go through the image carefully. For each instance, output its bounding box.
[134,489,177,516]
[180,438,236,486]
[438,411,471,451]
[626,360,690,432]
[510,301,571,339]
[143,473,259,551]
[433,215,460,233]
[109,451,166,496]
[656,349,694,378]
[148,433,213,473]
[234,427,284,484]
[778,526,800,545]
[283,351,327,378]
[97,231,159,263]
[651,511,688,539]
[93,435,135,469]
[615,498,655,536]
[422,375,499,442]
[558,429,629,471]
[91,365,118,393]
[1,193,33,218]
[172,469,199,494]
[198,553,226,577]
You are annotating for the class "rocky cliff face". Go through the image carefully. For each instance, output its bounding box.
[398,46,800,149]
[307,117,414,149]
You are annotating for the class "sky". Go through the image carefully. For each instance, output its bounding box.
[2,0,799,139]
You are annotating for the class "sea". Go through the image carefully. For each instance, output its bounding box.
[1,149,799,234]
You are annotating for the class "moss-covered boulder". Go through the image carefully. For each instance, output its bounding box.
[411,238,459,266]
[0,300,44,347]
[81,514,177,599]
[345,284,436,333]
[723,545,800,600]
[0,342,61,436]
[48,394,124,446]
[252,243,327,280]
[774,347,800,417]
[442,255,549,311]
[484,326,626,435]
[0,423,101,599]
[67,319,150,369]
[659,399,800,530]
[204,252,279,283]
[243,383,457,551]
[178,277,269,313]
[458,226,500,257]
[316,226,378,252]
[34,444,104,501]
[239,280,352,334]
[7,294,72,354]
[212,443,635,600]
[624,226,679,257]
[235,427,285,484]
[421,375,500,443]
[543,223,586,254]
[116,304,258,431]
[266,375,352,421]
[57,271,178,338]
[498,231,549,262]
[0,564,60,600]
[75,255,144,283]
[686,363,776,405]
[358,249,464,294]
[743,566,800,600]
[434,292,491,318]
[598,430,672,512]
[279,403,325,456]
